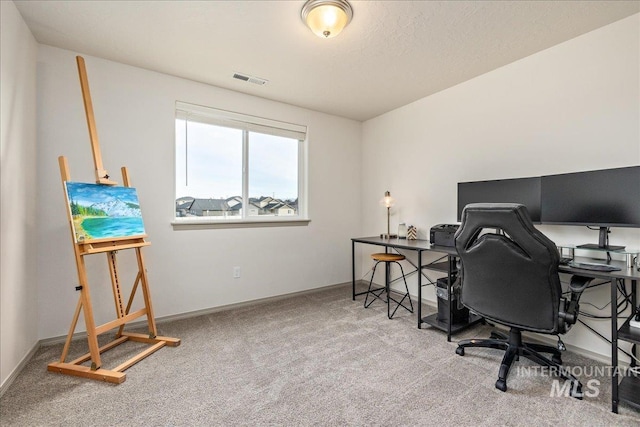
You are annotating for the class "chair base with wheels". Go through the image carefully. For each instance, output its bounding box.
[456,328,582,398]
[364,253,413,319]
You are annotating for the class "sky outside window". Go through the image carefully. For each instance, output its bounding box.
[176,119,298,201]
[176,119,242,199]
[249,132,298,200]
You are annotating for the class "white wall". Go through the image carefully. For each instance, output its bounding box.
[362,14,640,359]
[36,46,362,339]
[0,1,39,389]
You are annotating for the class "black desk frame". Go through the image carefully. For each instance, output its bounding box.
[351,236,481,341]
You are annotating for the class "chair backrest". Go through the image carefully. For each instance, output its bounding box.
[454,203,561,333]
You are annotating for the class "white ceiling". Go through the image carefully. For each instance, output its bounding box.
[14,1,640,121]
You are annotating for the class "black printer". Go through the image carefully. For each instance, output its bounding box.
[429,224,460,247]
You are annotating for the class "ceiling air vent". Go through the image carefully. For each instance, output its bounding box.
[233,72,268,86]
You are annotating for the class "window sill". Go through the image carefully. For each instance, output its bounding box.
[171,218,311,230]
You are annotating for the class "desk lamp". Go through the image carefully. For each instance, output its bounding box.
[381,191,397,239]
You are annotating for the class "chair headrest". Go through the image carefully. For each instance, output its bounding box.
[456,203,557,261]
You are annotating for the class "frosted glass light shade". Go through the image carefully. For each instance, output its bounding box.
[301,0,353,39]
[381,190,395,208]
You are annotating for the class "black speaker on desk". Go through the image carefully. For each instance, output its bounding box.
[436,278,469,324]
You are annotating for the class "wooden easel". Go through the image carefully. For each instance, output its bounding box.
[48,56,180,384]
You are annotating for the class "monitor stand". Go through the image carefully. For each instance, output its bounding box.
[576,226,625,251]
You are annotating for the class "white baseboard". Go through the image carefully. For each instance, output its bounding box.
[0,340,40,398]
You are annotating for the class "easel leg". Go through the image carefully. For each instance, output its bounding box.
[60,296,83,363]
[136,247,158,338]
[117,272,141,337]
[57,155,102,370]
[77,256,102,370]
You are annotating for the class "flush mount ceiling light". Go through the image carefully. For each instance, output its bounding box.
[301,0,353,39]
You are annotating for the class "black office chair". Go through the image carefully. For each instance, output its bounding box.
[454,203,590,398]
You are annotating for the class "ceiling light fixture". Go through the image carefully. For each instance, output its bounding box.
[301,0,353,39]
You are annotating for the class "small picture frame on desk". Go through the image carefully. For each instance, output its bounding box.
[407,226,417,240]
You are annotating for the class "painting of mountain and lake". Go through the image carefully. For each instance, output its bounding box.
[64,182,146,243]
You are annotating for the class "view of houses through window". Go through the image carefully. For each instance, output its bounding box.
[176,195,298,218]
[175,103,306,220]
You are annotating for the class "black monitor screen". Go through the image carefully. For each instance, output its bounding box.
[541,166,640,227]
[457,177,542,222]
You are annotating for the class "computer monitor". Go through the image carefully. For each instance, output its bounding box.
[457,177,542,222]
[540,166,640,249]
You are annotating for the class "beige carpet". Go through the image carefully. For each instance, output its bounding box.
[1,283,639,426]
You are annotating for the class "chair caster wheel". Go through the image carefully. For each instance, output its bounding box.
[456,346,465,356]
[495,379,507,392]
[552,355,562,365]
[570,383,583,400]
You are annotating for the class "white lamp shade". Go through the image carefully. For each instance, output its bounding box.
[381,191,395,208]
[302,0,353,39]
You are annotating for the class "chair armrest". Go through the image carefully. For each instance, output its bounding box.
[559,275,593,333]
[569,275,591,295]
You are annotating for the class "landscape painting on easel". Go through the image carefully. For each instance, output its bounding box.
[64,182,146,243]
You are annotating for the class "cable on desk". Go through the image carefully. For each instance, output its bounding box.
[577,284,618,313]
[615,278,632,313]
[580,287,628,318]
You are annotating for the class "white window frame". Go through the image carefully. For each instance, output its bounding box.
[172,101,309,229]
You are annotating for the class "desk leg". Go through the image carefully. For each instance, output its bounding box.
[352,240,356,301]
[447,255,453,342]
[632,280,638,368]
[418,251,422,329]
[611,278,619,413]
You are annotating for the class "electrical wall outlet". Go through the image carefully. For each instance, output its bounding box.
[233,267,241,279]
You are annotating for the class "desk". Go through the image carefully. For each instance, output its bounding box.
[351,236,482,340]
[559,257,640,413]
[351,236,640,413]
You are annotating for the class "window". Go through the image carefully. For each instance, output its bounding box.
[174,102,308,225]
